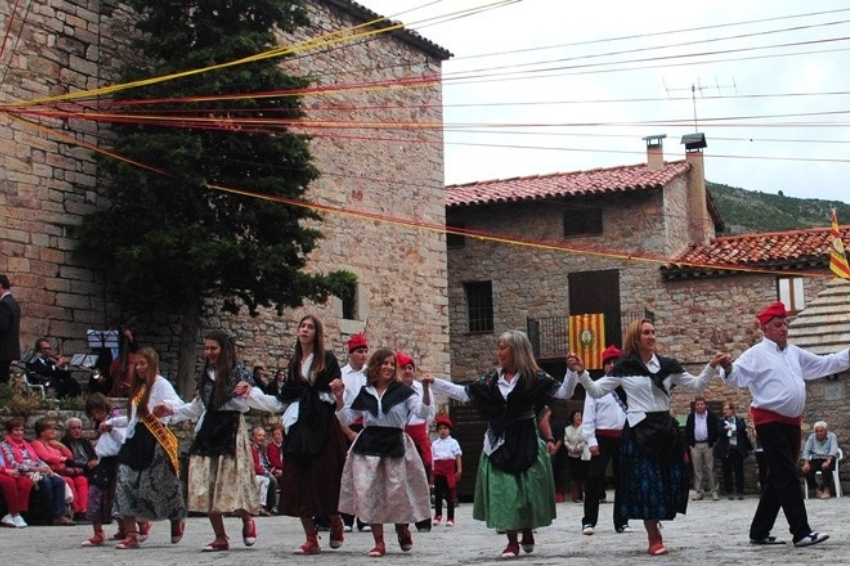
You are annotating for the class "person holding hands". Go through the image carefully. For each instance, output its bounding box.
[719,301,849,547]
[567,319,727,556]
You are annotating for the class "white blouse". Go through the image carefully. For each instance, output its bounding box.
[167,368,250,432]
[107,375,181,439]
[336,385,430,429]
[573,354,718,427]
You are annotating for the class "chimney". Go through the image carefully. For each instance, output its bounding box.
[680,133,713,246]
[642,134,666,171]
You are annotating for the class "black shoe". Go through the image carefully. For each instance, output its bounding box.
[750,536,786,545]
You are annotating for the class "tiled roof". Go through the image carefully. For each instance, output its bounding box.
[661,225,850,279]
[788,278,850,356]
[445,161,691,207]
[323,0,452,60]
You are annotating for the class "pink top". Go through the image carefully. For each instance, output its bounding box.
[30,439,73,472]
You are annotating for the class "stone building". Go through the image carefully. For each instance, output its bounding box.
[446,135,847,420]
[0,0,451,388]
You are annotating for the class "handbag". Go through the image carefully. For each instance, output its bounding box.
[64,480,74,504]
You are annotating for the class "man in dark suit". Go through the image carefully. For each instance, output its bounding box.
[686,396,719,500]
[0,274,21,385]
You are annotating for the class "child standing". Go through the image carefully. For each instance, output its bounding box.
[431,416,462,527]
[80,393,125,546]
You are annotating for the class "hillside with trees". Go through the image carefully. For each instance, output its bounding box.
[707,181,850,235]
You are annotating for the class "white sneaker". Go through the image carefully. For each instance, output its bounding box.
[13,515,28,528]
[582,525,594,535]
[1,514,16,528]
[343,525,352,533]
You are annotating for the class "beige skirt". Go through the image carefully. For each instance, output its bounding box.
[186,415,259,515]
[338,433,430,524]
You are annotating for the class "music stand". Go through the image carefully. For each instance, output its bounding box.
[87,330,120,350]
[70,353,99,368]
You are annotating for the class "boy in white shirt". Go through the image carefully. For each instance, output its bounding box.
[431,416,463,527]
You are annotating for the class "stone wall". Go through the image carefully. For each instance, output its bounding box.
[0,0,450,388]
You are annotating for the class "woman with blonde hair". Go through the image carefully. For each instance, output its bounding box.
[156,330,258,552]
[568,319,727,556]
[425,330,577,558]
[104,346,185,549]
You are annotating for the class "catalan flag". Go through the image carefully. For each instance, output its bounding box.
[568,313,606,370]
[829,209,850,280]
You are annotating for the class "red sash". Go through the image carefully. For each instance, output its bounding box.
[433,459,457,488]
[404,422,432,469]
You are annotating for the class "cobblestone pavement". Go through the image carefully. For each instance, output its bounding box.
[1,494,846,565]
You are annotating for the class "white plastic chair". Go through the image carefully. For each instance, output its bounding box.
[803,448,843,499]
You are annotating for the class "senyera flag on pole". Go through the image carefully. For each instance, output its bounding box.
[829,209,850,280]
[568,314,606,370]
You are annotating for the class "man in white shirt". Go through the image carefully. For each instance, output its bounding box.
[685,397,719,501]
[340,332,369,531]
[721,301,850,548]
[581,345,630,535]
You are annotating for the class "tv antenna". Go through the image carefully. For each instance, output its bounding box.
[662,76,737,131]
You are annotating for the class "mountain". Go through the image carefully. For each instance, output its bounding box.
[707,181,850,235]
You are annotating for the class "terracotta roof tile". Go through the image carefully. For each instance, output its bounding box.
[662,225,850,278]
[445,161,691,207]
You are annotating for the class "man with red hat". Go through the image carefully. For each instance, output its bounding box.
[578,345,630,536]
[397,351,436,532]
[340,333,370,532]
[721,301,850,548]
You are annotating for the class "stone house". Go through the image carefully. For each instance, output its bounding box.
[446,135,849,417]
[445,135,850,495]
[0,0,451,388]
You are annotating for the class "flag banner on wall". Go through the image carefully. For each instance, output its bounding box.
[830,209,850,280]
[568,313,606,370]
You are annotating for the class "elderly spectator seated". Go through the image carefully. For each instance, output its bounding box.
[60,416,99,518]
[0,417,73,526]
[30,417,89,521]
[26,338,81,398]
[250,427,279,516]
[801,421,840,499]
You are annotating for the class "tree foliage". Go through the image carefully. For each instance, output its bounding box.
[76,0,355,391]
[78,0,355,319]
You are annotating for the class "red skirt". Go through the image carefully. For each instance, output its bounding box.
[279,414,348,518]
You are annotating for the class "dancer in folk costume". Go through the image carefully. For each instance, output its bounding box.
[426,330,578,559]
[236,314,348,554]
[104,347,185,549]
[568,319,726,556]
[331,348,432,557]
[155,330,258,552]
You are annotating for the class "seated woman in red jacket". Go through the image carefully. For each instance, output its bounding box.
[30,417,89,521]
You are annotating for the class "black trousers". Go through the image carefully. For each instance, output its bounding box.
[721,450,745,495]
[0,361,11,384]
[803,458,836,491]
[433,475,454,521]
[749,422,811,541]
[581,435,624,530]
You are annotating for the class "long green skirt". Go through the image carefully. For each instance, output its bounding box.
[473,438,556,530]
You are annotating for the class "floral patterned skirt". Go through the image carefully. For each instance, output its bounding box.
[338,433,430,524]
[113,444,185,521]
[619,423,689,520]
[186,414,258,515]
[472,438,556,530]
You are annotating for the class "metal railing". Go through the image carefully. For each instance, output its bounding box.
[528,309,654,359]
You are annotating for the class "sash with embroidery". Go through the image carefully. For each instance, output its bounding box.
[135,386,180,476]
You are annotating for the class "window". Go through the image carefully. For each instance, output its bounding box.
[563,207,602,237]
[777,277,805,314]
[336,279,358,320]
[465,281,493,333]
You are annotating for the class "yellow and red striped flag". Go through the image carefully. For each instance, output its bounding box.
[829,209,850,280]
[568,313,606,370]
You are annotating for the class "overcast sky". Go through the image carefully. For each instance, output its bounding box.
[358,0,850,207]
